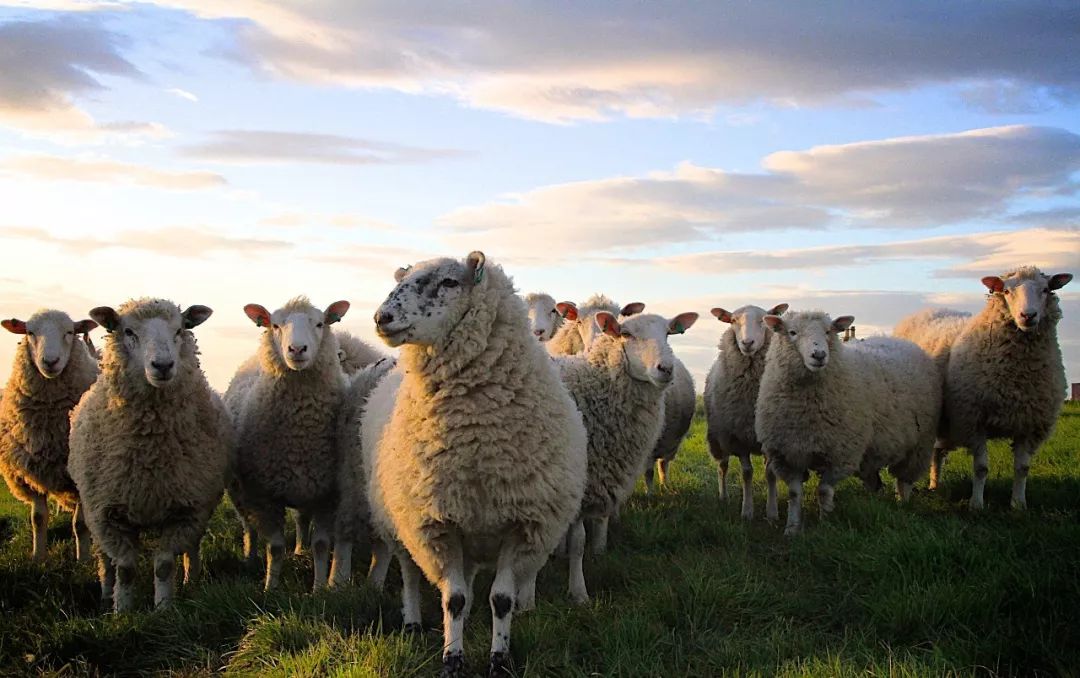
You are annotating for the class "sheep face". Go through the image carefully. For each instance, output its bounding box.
[1,310,97,379]
[594,312,698,386]
[90,302,212,388]
[982,269,1072,332]
[764,312,852,373]
[579,300,645,352]
[244,298,349,371]
[712,303,789,356]
[525,293,567,342]
[374,252,485,348]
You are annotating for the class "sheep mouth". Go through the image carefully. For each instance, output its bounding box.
[376,324,412,345]
[1016,320,1039,332]
[146,373,175,388]
[284,357,312,370]
[806,360,828,372]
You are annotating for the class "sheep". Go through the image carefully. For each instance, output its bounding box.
[642,359,695,494]
[365,251,587,677]
[0,310,99,561]
[524,292,576,343]
[913,267,1070,510]
[702,303,788,519]
[335,328,384,376]
[547,293,644,356]
[556,309,699,600]
[67,299,229,611]
[224,296,351,592]
[755,311,940,536]
[893,308,971,488]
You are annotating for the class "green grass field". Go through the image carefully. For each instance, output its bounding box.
[2,402,1078,677]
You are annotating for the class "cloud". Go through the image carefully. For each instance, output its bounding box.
[1,154,227,190]
[439,126,1080,255]
[165,87,199,102]
[181,129,468,165]
[0,225,291,257]
[143,1,1080,122]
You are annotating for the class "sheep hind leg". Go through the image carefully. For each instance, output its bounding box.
[310,511,332,591]
[969,438,989,510]
[96,550,115,607]
[30,492,48,562]
[657,457,671,487]
[183,549,201,585]
[739,454,754,520]
[438,540,469,678]
[764,458,779,521]
[587,516,609,556]
[293,510,311,555]
[488,541,520,676]
[368,537,391,590]
[73,502,92,563]
[153,549,176,608]
[329,538,352,588]
[783,475,804,537]
[399,552,424,634]
[259,509,287,591]
[1011,439,1035,510]
[717,455,730,501]
[643,462,656,495]
[928,441,948,490]
[567,519,589,604]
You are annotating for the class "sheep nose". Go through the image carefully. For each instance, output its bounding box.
[151,359,174,373]
[811,350,826,361]
[287,344,308,356]
[741,339,754,349]
[1019,311,1038,322]
[656,363,673,376]
[43,357,59,368]
[533,329,545,337]
[374,310,394,326]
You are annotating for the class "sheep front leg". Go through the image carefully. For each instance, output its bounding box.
[114,551,139,612]
[567,519,589,604]
[257,509,287,590]
[153,549,177,608]
[310,511,333,591]
[329,539,352,588]
[587,515,609,556]
[739,454,754,520]
[717,455,729,500]
[488,541,519,676]
[96,550,115,607]
[73,502,92,563]
[928,440,948,490]
[764,458,779,521]
[293,510,312,555]
[438,540,469,678]
[783,475,804,537]
[1011,438,1036,510]
[399,552,424,634]
[368,537,391,590]
[657,457,671,487]
[969,438,989,510]
[30,492,48,561]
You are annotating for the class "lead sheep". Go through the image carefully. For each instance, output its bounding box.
[755,311,939,535]
[365,251,587,677]
[703,303,787,519]
[1,310,99,561]
[68,299,230,611]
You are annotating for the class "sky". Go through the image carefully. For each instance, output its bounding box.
[0,0,1077,393]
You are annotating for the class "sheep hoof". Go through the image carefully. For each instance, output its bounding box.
[440,653,466,678]
[1011,498,1027,511]
[488,651,512,677]
[968,497,985,511]
[569,591,590,606]
[403,622,424,635]
[741,508,754,521]
[783,525,801,537]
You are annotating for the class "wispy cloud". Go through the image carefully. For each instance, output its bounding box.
[0,225,291,257]
[165,87,199,102]
[181,129,468,165]
[1,154,227,190]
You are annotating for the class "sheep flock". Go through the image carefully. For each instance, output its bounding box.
[0,255,1072,677]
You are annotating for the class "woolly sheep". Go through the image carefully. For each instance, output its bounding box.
[643,359,695,494]
[0,310,99,561]
[546,293,644,356]
[755,311,940,536]
[555,309,698,601]
[523,292,577,343]
[68,299,229,611]
[703,303,788,519]
[365,251,587,676]
[224,296,351,591]
[904,267,1072,510]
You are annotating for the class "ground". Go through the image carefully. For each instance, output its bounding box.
[1,402,1078,677]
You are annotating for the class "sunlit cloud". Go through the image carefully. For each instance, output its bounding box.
[180,129,468,165]
[1,154,227,190]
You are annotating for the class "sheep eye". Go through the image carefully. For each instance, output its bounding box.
[1043,288,1049,295]
[1003,289,1010,295]
[788,330,797,337]
[175,329,182,337]
[27,331,34,337]
[272,324,280,330]
[620,330,633,338]
[440,278,460,289]
[316,322,324,329]
[124,328,135,338]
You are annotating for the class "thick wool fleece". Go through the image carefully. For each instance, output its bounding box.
[547,294,619,356]
[335,329,385,377]
[946,268,1067,449]
[366,264,587,586]
[1,329,97,509]
[68,300,231,559]
[226,301,348,517]
[894,308,970,379]
[558,335,667,519]
[704,325,772,462]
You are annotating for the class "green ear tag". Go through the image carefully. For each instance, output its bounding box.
[327,313,341,324]
[474,267,484,284]
[255,318,265,328]
[674,322,685,334]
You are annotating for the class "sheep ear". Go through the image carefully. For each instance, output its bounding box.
[556,301,578,321]
[620,302,645,317]
[1049,273,1073,291]
[668,312,699,335]
[394,266,411,283]
[466,251,486,285]
[831,316,855,333]
[325,300,350,325]
[982,276,1004,293]
[711,307,733,323]
[89,307,120,333]
[768,303,789,316]
[182,305,213,329]
[73,319,98,334]
[1,318,27,334]
[763,315,784,333]
[244,304,272,328]
[595,311,621,338]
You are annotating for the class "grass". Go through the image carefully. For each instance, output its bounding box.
[2,402,1079,677]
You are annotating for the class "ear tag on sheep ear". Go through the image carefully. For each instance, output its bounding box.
[327,312,341,324]
[474,267,484,284]
[255,317,265,328]
[673,322,685,334]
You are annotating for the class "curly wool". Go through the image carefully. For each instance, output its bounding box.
[946,267,1067,449]
[335,329,385,377]
[704,323,772,462]
[365,262,587,585]
[68,299,231,554]
[0,319,98,509]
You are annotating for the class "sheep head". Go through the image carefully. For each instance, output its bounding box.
[244,296,348,371]
[982,267,1072,332]
[712,303,789,356]
[593,311,698,387]
[2,310,97,379]
[764,311,852,373]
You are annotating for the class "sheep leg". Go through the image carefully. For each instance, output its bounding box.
[1010,439,1035,510]
[515,571,537,613]
[438,539,469,677]
[30,492,48,561]
[818,468,846,518]
[969,438,989,510]
[72,502,92,563]
[368,537,391,590]
[643,462,656,495]
[764,458,779,521]
[258,509,287,591]
[310,511,333,592]
[293,510,312,555]
[399,552,424,634]
[567,519,589,604]
[717,455,730,500]
[114,552,138,613]
[588,516,609,556]
[739,454,754,520]
[553,526,569,559]
[329,539,352,588]
[183,549,201,585]
[96,549,115,607]
[783,475,804,537]
[488,541,518,676]
[929,441,948,490]
[153,549,177,608]
[657,458,671,487]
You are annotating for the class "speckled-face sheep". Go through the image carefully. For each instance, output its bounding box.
[703,303,788,519]
[224,296,350,592]
[941,267,1070,509]
[546,293,645,356]
[67,299,230,611]
[556,309,698,600]
[523,292,576,343]
[365,251,587,677]
[755,311,939,536]
[0,310,99,561]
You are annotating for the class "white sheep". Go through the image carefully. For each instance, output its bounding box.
[364,251,587,676]
[643,359,695,494]
[703,303,788,519]
[0,310,99,561]
[903,267,1072,509]
[523,292,576,343]
[224,296,351,592]
[546,293,644,356]
[755,311,940,535]
[67,299,230,611]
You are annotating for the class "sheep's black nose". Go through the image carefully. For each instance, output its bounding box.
[151,360,174,372]
[43,357,59,368]
[741,340,754,349]
[1020,311,1038,322]
[374,310,394,326]
[811,350,826,361]
[287,344,308,356]
[656,363,673,376]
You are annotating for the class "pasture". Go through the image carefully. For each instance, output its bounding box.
[1,402,1078,677]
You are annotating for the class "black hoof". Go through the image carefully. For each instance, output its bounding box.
[441,653,465,678]
[403,622,424,635]
[488,651,512,677]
